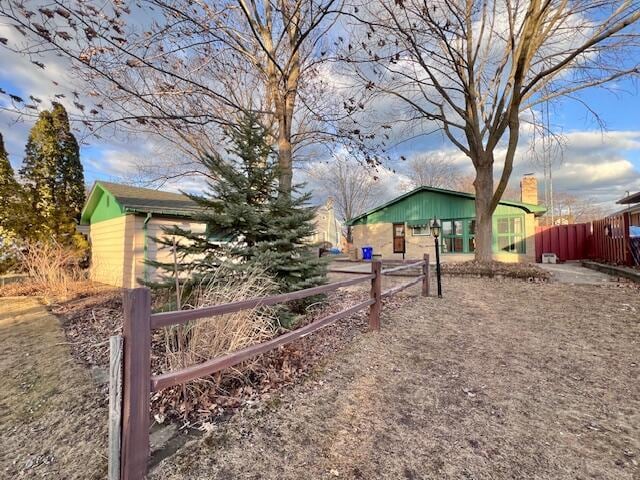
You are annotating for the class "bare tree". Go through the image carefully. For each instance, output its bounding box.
[0,0,353,196]
[347,0,640,261]
[308,157,380,240]
[405,153,462,189]
[540,192,606,225]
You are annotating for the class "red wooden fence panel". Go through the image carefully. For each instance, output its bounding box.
[537,214,633,266]
[535,223,590,262]
[589,212,632,266]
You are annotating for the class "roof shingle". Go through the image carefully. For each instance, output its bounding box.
[97,181,203,216]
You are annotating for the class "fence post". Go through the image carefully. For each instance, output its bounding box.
[369,260,382,331]
[422,254,430,297]
[623,212,632,266]
[108,336,124,480]
[121,288,151,480]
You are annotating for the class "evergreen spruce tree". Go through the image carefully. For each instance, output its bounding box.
[20,103,85,243]
[52,103,85,220]
[0,132,26,271]
[149,113,326,308]
[0,133,19,230]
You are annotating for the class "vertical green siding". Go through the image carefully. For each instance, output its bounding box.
[352,189,531,254]
[351,190,526,225]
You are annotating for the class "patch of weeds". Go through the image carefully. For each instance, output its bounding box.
[265,396,282,411]
[203,430,231,450]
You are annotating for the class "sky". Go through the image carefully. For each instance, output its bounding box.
[1,14,640,213]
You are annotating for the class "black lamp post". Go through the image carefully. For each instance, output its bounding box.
[430,218,443,298]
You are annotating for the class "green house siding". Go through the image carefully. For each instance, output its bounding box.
[88,188,124,223]
[351,190,527,226]
[80,186,125,224]
[349,188,539,255]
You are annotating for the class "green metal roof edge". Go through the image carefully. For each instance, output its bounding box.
[346,185,546,225]
[124,207,202,218]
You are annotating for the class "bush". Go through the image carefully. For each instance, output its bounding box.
[156,265,278,411]
[16,240,87,299]
[0,237,21,274]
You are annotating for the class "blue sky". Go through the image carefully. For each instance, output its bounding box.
[1,23,640,211]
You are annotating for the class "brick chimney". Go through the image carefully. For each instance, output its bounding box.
[520,175,538,205]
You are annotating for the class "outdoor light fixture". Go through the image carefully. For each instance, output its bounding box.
[430,218,441,239]
[430,218,443,298]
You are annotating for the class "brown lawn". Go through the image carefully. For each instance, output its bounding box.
[0,297,107,479]
[1,275,638,479]
[150,276,640,480]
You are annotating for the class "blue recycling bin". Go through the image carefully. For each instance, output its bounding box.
[362,246,373,261]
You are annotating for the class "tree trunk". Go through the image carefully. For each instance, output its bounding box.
[277,123,293,196]
[474,161,494,263]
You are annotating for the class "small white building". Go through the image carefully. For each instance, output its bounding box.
[307,198,343,248]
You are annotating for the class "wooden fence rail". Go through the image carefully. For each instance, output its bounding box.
[117,255,430,479]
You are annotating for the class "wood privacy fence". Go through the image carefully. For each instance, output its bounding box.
[590,212,633,266]
[535,212,637,267]
[116,256,430,479]
[534,223,590,263]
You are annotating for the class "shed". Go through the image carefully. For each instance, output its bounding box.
[347,178,546,263]
[80,181,207,288]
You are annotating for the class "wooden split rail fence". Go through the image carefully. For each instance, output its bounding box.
[113,255,430,479]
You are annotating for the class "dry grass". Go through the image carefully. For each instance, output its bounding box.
[0,297,107,479]
[154,266,279,412]
[13,240,88,301]
[151,277,640,480]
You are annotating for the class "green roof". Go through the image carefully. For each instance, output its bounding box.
[346,185,546,226]
[81,181,204,224]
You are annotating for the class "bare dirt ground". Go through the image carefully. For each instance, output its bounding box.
[151,277,640,480]
[0,297,107,479]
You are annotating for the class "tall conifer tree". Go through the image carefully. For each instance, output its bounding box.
[149,114,326,314]
[0,132,25,272]
[20,103,85,242]
[0,132,23,237]
[52,103,85,219]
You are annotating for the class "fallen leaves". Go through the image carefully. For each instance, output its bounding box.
[52,284,398,427]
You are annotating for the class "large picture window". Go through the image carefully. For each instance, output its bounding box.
[441,218,475,254]
[436,216,525,255]
[496,216,525,253]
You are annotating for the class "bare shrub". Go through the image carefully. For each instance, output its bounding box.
[158,265,279,408]
[16,240,87,299]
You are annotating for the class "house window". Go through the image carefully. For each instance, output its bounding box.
[440,218,476,254]
[442,220,464,253]
[411,225,431,236]
[467,219,476,252]
[496,216,525,253]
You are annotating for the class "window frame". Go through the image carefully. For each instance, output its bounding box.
[494,215,526,254]
[411,225,431,236]
[440,217,476,254]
